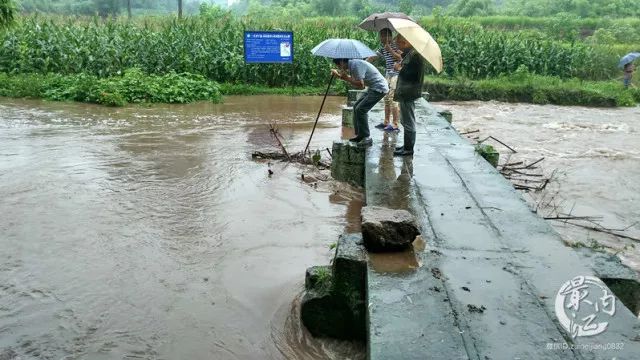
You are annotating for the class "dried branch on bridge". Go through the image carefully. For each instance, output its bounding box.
[547,219,640,243]
[500,158,554,192]
[478,136,518,154]
[466,131,552,192]
[474,133,640,245]
[533,185,640,244]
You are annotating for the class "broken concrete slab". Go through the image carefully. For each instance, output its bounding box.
[361,206,420,252]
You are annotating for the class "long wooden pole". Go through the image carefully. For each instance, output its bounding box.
[304,74,335,156]
[178,0,183,18]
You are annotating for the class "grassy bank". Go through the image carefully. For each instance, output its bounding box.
[2,70,637,108]
[0,71,343,106]
[425,72,639,107]
[0,69,221,106]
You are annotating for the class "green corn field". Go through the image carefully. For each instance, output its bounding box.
[0,14,631,88]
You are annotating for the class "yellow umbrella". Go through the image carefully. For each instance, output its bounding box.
[388,18,443,73]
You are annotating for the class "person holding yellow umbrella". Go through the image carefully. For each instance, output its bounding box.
[388,18,444,157]
[392,34,424,156]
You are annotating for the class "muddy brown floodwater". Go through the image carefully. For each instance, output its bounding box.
[2,96,639,359]
[0,96,364,360]
[437,101,640,273]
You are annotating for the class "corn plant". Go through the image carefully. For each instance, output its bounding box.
[0,14,625,87]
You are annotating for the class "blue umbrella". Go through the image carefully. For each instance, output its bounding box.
[618,52,640,69]
[311,38,377,59]
[304,39,376,154]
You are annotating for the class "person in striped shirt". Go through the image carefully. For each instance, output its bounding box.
[367,28,403,132]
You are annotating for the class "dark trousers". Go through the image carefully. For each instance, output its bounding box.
[399,100,416,132]
[353,89,386,139]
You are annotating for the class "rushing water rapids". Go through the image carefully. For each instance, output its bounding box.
[1,96,638,359]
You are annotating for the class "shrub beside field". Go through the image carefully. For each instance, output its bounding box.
[0,69,221,106]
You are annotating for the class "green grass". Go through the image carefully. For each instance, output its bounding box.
[2,69,636,108]
[425,71,638,107]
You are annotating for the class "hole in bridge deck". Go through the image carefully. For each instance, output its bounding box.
[602,278,640,317]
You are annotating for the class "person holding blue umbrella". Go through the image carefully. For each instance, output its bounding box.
[331,58,389,146]
[623,63,635,89]
[305,39,388,151]
[619,52,639,89]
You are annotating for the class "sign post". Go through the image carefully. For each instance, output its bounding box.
[244,31,295,94]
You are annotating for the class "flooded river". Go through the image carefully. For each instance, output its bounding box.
[1,96,639,359]
[438,101,640,272]
[0,96,363,360]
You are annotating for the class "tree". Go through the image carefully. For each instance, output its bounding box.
[501,0,640,17]
[312,0,342,16]
[350,0,372,18]
[399,0,414,15]
[447,0,495,17]
[0,0,15,29]
[127,0,131,18]
[94,0,120,17]
[178,0,183,18]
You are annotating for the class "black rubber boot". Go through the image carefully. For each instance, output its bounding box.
[394,131,415,156]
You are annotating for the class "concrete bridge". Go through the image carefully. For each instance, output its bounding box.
[302,94,640,360]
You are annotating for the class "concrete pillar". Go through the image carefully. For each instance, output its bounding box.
[301,234,367,340]
[476,144,500,168]
[342,106,354,128]
[330,141,365,187]
[347,89,365,106]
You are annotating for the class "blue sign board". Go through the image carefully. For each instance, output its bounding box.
[244,31,294,64]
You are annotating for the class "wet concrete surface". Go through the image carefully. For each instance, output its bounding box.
[437,101,640,273]
[364,100,640,359]
[0,96,364,360]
